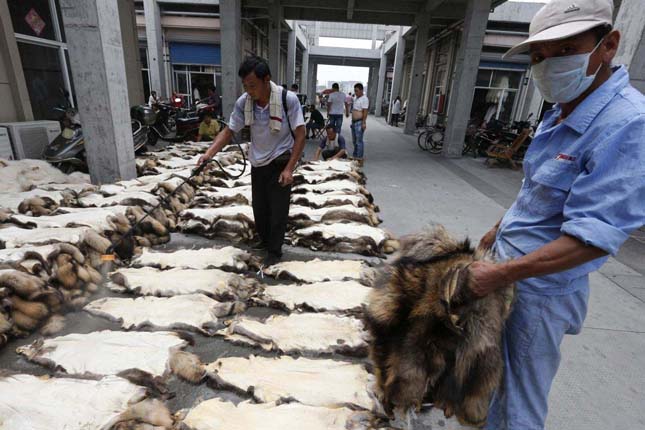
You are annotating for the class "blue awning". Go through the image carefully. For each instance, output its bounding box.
[169,42,221,65]
[479,60,527,71]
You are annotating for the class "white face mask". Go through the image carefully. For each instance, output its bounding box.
[531,39,604,103]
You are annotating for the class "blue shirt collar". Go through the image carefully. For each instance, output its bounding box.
[549,65,630,134]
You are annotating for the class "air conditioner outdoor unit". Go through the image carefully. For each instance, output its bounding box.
[0,127,12,160]
[0,121,60,160]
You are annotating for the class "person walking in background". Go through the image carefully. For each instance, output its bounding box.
[345,92,353,118]
[390,96,401,127]
[350,83,368,165]
[148,90,159,108]
[327,83,347,133]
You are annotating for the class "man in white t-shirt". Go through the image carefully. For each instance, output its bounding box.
[350,83,368,164]
[327,83,347,133]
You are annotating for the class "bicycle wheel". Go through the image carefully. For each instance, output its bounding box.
[417,130,429,151]
[428,129,444,154]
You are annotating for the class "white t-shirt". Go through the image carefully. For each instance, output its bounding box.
[353,95,369,112]
[327,91,346,115]
[392,100,401,114]
[228,91,305,167]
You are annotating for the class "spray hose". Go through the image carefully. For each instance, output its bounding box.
[101,142,247,261]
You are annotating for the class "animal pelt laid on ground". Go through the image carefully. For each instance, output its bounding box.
[364,226,515,427]
[289,222,398,256]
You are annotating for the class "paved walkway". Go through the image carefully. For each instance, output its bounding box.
[314,116,645,429]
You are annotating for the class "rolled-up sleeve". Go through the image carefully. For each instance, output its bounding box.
[228,95,246,133]
[561,114,645,255]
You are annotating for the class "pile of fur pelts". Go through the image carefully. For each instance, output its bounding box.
[364,226,515,427]
[177,158,399,256]
[288,161,397,256]
[0,230,112,346]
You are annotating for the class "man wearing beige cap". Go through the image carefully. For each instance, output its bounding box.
[469,0,645,429]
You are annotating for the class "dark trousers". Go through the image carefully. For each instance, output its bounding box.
[390,114,400,126]
[322,148,347,160]
[251,156,291,257]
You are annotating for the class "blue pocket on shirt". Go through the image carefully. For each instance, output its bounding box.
[528,159,579,216]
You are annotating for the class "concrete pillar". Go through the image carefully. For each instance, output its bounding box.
[0,0,33,122]
[314,21,320,46]
[388,27,406,123]
[404,19,430,134]
[143,0,167,99]
[118,0,145,106]
[301,49,309,97]
[220,0,242,120]
[368,66,378,113]
[371,25,378,49]
[60,0,136,183]
[442,0,490,158]
[375,53,387,117]
[308,62,318,105]
[614,0,645,92]
[286,25,297,86]
[268,2,282,81]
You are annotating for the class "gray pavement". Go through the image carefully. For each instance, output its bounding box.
[325,117,645,430]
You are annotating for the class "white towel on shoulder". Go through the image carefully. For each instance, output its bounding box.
[244,81,286,134]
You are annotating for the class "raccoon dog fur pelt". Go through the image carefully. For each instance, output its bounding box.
[364,225,514,427]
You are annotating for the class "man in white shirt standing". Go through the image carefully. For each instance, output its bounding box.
[350,83,369,164]
[327,83,348,133]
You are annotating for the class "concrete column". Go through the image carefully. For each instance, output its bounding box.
[614,0,645,92]
[371,25,378,49]
[368,66,378,113]
[118,0,145,106]
[442,0,491,157]
[220,0,242,120]
[375,53,387,117]
[0,0,33,122]
[314,21,320,46]
[60,0,136,183]
[286,25,297,86]
[404,19,430,134]
[308,62,318,104]
[388,27,406,123]
[143,0,167,98]
[268,2,282,81]
[301,49,309,97]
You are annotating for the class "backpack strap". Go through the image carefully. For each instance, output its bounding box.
[282,88,296,141]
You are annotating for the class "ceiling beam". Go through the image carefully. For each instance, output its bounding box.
[244,0,422,14]
[283,7,415,25]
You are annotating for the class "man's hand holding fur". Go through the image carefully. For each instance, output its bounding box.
[469,260,512,297]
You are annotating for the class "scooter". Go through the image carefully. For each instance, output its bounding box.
[45,105,149,173]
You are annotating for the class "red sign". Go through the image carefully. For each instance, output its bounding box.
[25,8,46,37]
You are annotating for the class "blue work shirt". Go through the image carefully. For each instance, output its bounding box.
[495,65,645,295]
[228,91,305,167]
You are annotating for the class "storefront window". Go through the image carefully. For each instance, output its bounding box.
[470,68,523,126]
[17,42,67,120]
[172,64,221,108]
[10,0,74,119]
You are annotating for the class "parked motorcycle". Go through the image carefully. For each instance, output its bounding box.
[45,104,149,173]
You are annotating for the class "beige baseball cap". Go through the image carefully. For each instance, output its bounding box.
[503,0,613,59]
